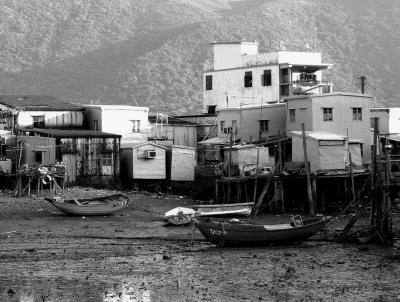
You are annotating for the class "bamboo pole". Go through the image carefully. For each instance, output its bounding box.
[302,123,314,214]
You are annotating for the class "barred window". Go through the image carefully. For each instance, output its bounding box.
[261,70,272,86]
[259,120,269,133]
[289,109,296,123]
[244,71,253,88]
[323,108,333,121]
[205,75,213,90]
[353,108,362,121]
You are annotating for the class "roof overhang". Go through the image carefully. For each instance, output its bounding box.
[280,63,333,72]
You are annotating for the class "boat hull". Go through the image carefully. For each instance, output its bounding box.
[195,217,326,246]
[193,202,253,217]
[47,194,128,216]
[165,207,195,225]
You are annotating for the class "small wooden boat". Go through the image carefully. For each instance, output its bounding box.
[194,216,326,246]
[193,202,254,217]
[45,194,129,216]
[164,207,195,225]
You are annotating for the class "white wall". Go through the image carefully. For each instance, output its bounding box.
[287,93,372,163]
[213,42,258,70]
[277,51,322,65]
[389,108,400,134]
[130,144,166,179]
[171,147,196,181]
[217,104,286,142]
[16,110,83,128]
[203,65,281,113]
[85,105,149,137]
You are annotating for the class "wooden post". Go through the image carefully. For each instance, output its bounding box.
[227,124,233,203]
[382,143,393,242]
[37,178,40,197]
[370,118,379,225]
[237,182,241,203]
[215,180,219,203]
[253,148,260,203]
[347,129,356,202]
[312,177,317,212]
[302,123,314,214]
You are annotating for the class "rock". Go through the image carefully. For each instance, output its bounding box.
[163,254,171,260]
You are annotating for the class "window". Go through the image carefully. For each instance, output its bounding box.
[280,85,290,96]
[322,85,331,94]
[244,71,253,88]
[259,120,269,133]
[35,151,43,163]
[93,120,98,131]
[281,68,290,83]
[261,70,272,86]
[207,105,216,114]
[323,108,333,121]
[289,109,296,123]
[32,116,45,128]
[205,75,213,90]
[131,120,141,133]
[220,121,225,132]
[353,108,362,121]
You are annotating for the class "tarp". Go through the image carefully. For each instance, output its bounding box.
[348,143,362,167]
[319,145,346,170]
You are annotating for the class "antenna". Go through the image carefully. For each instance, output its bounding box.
[130,94,139,106]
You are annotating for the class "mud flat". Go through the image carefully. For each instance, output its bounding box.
[0,188,399,301]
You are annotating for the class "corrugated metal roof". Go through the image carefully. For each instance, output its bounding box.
[0,95,83,111]
[148,116,197,126]
[84,104,149,111]
[18,128,121,138]
[290,131,346,141]
[120,142,167,150]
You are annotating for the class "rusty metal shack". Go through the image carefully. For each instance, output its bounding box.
[18,128,121,185]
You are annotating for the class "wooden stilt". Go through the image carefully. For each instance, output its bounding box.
[215,181,219,203]
[244,183,249,203]
[237,182,241,203]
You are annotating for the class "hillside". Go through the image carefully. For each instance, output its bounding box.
[0,0,399,113]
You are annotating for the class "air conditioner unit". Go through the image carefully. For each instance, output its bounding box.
[145,150,156,159]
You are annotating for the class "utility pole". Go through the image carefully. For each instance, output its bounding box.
[359,76,367,94]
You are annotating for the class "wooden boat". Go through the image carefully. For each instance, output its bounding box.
[45,194,129,216]
[194,216,326,246]
[193,202,254,217]
[164,207,195,225]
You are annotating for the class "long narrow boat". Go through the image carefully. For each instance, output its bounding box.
[45,194,129,216]
[193,202,254,217]
[194,216,326,246]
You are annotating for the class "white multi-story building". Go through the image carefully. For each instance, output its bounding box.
[203,41,333,114]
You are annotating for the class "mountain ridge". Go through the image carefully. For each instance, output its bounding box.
[0,0,399,113]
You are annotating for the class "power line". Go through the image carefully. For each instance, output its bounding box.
[367,82,399,100]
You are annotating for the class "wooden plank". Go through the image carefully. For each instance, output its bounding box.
[253,165,276,215]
